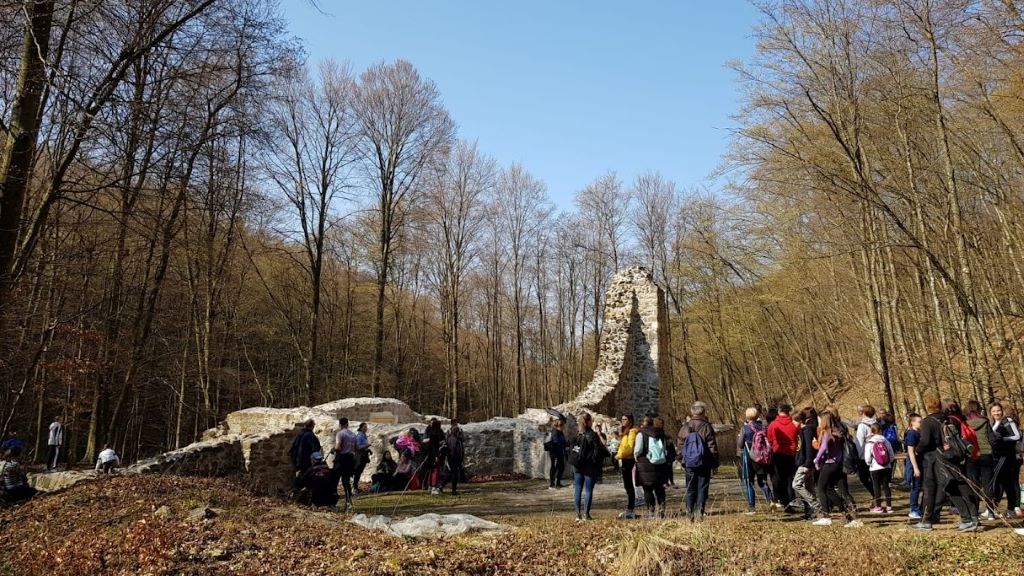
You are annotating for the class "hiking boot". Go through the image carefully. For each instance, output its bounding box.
[843,519,864,528]
[912,522,933,531]
[812,517,832,526]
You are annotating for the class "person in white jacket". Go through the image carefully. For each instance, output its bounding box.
[95,445,120,474]
[864,423,895,513]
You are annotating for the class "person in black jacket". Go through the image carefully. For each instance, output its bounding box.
[289,419,321,497]
[634,416,669,518]
[299,451,340,507]
[571,412,606,521]
[914,396,945,530]
[791,408,820,519]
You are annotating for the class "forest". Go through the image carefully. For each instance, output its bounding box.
[1,0,1023,468]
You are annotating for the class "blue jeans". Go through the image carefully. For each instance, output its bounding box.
[685,467,711,516]
[573,472,596,517]
[905,459,922,513]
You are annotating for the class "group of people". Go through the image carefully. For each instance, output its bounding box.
[732,397,1024,532]
[0,420,121,506]
[542,396,1024,533]
[545,401,721,522]
[289,416,466,510]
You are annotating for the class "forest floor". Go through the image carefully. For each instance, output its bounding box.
[3,469,1024,576]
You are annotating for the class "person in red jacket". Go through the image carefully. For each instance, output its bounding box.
[767,404,799,512]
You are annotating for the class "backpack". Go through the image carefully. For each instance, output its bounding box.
[750,426,773,466]
[952,417,980,461]
[543,432,555,453]
[882,423,902,452]
[569,433,594,468]
[682,425,706,468]
[871,440,891,467]
[841,431,860,474]
[938,417,970,463]
[644,433,667,465]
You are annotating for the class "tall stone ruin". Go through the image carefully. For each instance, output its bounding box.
[544,266,669,421]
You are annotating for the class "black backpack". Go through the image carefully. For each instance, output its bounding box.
[939,418,970,464]
[568,433,594,468]
[840,429,860,474]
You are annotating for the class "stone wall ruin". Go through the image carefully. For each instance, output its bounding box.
[31,267,670,493]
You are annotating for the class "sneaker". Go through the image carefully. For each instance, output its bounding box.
[958,521,979,532]
[584,515,594,521]
[617,510,636,520]
[812,517,833,526]
[844,519,864,528]
[575,514,584,523]
[1016,508,1023,518]
[912,522,933,531]
[1015,528,1024,537]
[548,486,556,491]
[908,510,922,519]
[982,509,996,521]
[884,507,894,514]
[744,509,756,516]
[869,506,884,513]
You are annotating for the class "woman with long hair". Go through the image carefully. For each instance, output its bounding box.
[812,413,861,527]
[571,412,604,521]
[634,416,669,518]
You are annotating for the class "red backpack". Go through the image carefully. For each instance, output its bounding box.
[950,415,980,461]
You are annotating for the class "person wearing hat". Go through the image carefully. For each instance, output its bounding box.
[333,417,358,510]
[289,419,321,498]
[299,451,339,508]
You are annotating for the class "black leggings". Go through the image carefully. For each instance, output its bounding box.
[815,462,855,520]
[549,452,565,487]
[870,468,891,508]
[621,459,636,511]
[642,483,666,514]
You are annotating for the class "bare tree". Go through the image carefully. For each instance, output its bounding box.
[352,59,455,397]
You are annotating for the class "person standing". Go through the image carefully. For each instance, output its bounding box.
[914,396,945,530]
[990,402,1022,518]
[904,414,923,519]
[333,417,358,510]
[46,416,64,472]
[353,423,371,494]
[811,412,861,528]
[634,416,668,518]
[944,401,980,530]
[546,419,567,489]
[767,404,799,511]
[289,419,321,481]
[680,401,719,522]
[791,408,821,519]
[570,412,604,522]
[615,414,638,519]
[423,419,447,495]
[864,423,894,513]
[853,405,877,499]
[966,401,996,520]
[446,420,466,495]
[738,408,774,513]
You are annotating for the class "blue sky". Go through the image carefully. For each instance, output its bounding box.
[281,1,762,210]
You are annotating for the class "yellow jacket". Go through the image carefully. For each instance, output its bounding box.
[617,428,638,461]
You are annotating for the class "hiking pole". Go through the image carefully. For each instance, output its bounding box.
[937,459,1020,531]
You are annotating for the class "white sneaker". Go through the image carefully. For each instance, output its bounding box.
[844,519,864,528]
[1015,528,1024,537]
[812,517,833,526]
